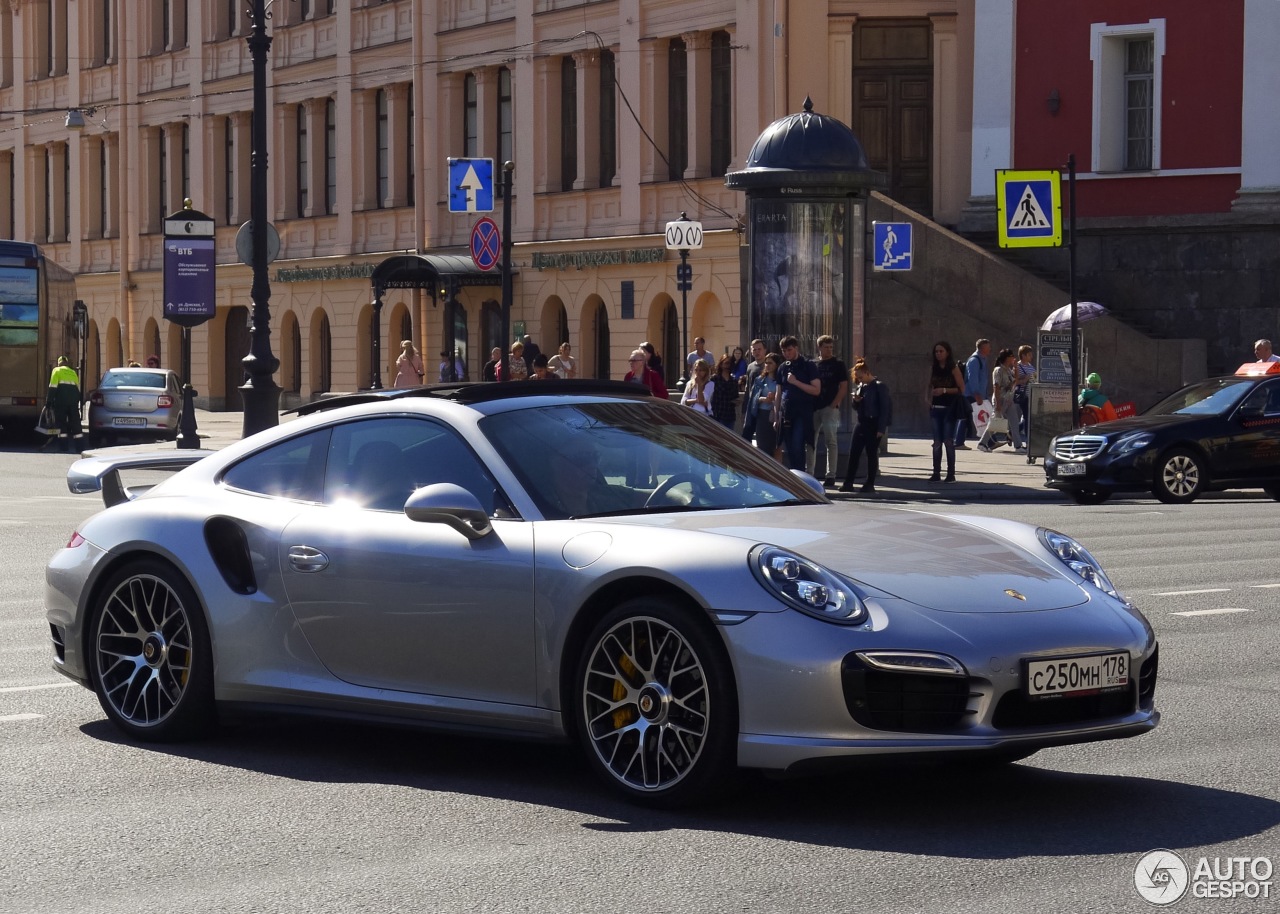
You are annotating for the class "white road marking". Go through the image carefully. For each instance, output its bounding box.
[0,713,42,723]
[1248,583,1280,589]
[1151,588,1231,596]
[0,682,77,694]
[1170,608,1252,617]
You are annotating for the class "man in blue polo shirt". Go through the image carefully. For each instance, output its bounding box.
[955,338,990,450]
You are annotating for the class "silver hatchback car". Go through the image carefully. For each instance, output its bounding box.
[86,367,182,443]
[47,381,1158,807]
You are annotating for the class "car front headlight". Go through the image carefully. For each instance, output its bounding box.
[1038,528,1128,605]
[751,545,869,624]
[1110,431,1154,455]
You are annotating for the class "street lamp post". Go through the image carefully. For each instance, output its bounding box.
[664,212,703,385]
[240,0,281,437]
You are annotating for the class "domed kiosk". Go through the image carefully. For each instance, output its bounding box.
[726,98,884,355]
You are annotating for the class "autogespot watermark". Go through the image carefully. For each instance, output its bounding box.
[1134,849,1273,905]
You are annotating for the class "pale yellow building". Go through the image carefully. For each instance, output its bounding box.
[0,0,976,409]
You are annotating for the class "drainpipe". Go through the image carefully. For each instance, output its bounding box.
[774,0,789,116]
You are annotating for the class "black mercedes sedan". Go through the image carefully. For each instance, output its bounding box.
[1044,363,1280,504]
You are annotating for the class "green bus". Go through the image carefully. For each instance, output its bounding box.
[0,241,78,431]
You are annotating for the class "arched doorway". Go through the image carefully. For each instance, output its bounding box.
[224,305,250,408]
[540,297,568,351]
[646,295,679,386]
[143,318,161,366]
[311,310,332,395]
[439,300,469,380]
[587,298,610,379]
[280,311,302,404]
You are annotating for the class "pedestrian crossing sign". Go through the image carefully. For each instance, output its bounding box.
[996,170,1062,248]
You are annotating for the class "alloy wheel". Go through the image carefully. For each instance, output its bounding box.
[94,573,195,729]
[581,616,710,793]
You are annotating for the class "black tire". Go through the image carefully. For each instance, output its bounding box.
[574,597,737,807]
[1152,447,1207,504]
[1265,485,1280,502]
[1069,487,1112,505]
[89,559,216,741]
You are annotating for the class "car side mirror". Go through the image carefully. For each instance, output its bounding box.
[1236,404,1264,421]
[404,483,493,540]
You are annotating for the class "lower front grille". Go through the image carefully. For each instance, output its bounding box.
[841,654,977,732]
[49,623,66,662]
[1138,646,1159,709]
[992,684,1136,729]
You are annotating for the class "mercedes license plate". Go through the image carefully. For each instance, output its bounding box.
[112,417,146,427]
[1058,462,1086,476]
[1026,652,1129,699]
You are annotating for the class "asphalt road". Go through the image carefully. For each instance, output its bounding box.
[1,444,1276,914]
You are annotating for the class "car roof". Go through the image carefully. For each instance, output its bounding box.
[291,379,653,416]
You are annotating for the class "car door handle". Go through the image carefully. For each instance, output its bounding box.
[287,545,329,573]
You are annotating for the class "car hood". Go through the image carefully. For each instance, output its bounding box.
[1064,414,1205,437]
[609,505,1089,613]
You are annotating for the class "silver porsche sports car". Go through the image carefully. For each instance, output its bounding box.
[46,381,1159,806]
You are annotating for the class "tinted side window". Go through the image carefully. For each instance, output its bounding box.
[323,417,501,514]
[222,428,331,501]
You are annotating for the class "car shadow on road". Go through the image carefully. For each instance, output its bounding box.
[80,716,1279,858]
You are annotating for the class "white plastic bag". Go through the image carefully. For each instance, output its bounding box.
[971,399,993,439]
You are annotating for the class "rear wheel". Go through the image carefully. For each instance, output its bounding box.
[1069,487,1112,505]
[1153,448,1206,504]
[89,559,215,741]
[574,598,737,807]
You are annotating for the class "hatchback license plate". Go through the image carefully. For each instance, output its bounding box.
[1026,652,1129,698]
[112,417,146,427]
[1057,462,1086,476]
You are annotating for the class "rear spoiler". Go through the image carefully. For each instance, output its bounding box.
[67,451,216,508]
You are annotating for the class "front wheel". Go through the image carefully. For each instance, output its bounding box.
[574,598,737,807]
[1153,448,1207,504]
[89,559,216,741]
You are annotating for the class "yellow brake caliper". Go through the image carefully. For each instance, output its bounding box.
[612,653,637,729]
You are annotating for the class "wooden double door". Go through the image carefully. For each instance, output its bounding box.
[852,19,933,218]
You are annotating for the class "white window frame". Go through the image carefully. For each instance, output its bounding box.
[1090,19,1165,174]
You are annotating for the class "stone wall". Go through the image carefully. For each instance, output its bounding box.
[866,193,1206,436]
[1013,221,1280,377]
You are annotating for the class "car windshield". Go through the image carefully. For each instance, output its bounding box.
[1144,378,1255,416]
[102,371,166,390]
[481,400,824,519]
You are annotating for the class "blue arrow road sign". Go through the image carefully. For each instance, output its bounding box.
[448,158,494,213]
[872,222,913,272]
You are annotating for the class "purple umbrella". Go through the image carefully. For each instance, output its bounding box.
[1041,301,1108,331]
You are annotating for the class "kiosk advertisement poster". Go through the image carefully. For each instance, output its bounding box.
[1027,383,1075,462]
[747,198,850,349]
[1036,330,1082,387]
[163,238,217,327]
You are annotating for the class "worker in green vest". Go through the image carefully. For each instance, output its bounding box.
[45,356,82,452]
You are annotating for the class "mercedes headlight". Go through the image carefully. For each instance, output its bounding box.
[1038,528,1129,605]
[1110,431,1154,455]
[751,545,869,624]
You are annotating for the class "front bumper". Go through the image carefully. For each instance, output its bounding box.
[720,597,1159,772]
[1043,448,1156,492]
